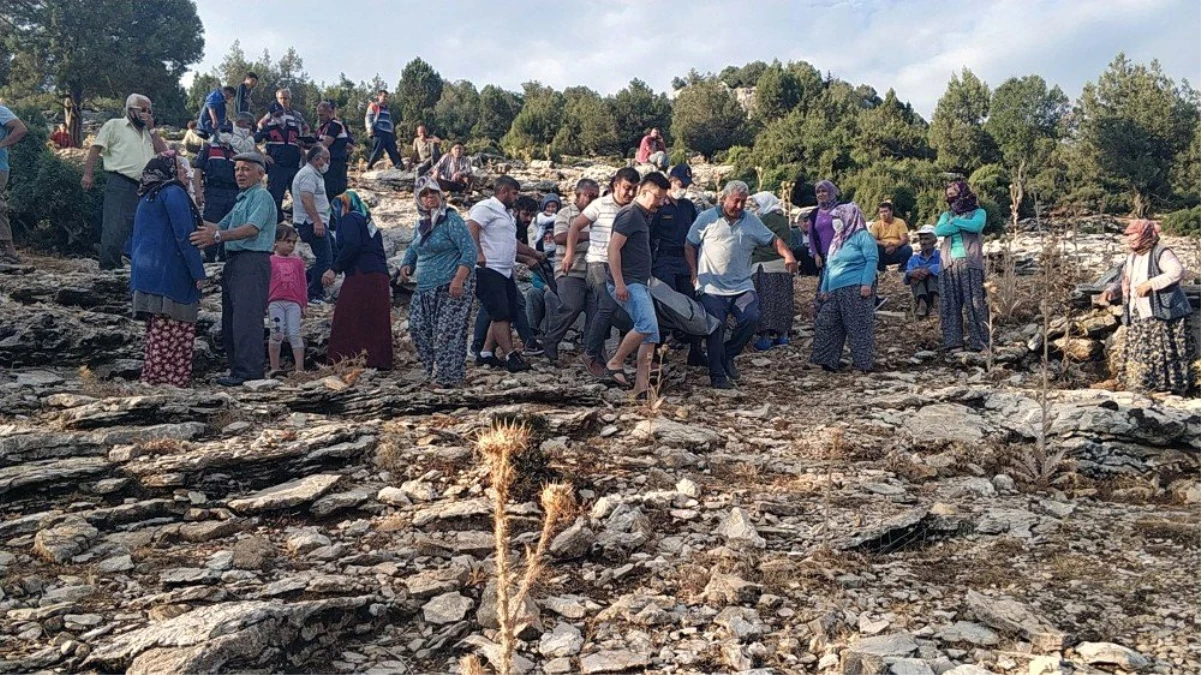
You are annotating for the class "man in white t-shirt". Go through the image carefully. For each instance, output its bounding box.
[561,166,640,375]
[292,145,332,302]
[466,175,545,373]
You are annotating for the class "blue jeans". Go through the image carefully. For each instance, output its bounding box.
[297,222,332,302]
[607,282,660,344]
[700,291,760,381]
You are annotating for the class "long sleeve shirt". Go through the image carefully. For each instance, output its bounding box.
[904,250,942,285]
[934,208,986,269]
[820,229,878,294]
[332,212,388,277]
[1105,247,1187,320]
[401,211,477,290]
[130,185,207,306]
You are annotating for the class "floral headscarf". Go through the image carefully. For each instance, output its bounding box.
[815,180,839,210]
[332,190,377,238]
[826,203,868,258]
[138,151,182,198]
[414,176,447,240]
[751,191,782,216]
[946,179,979,215]
[1124,219,1160,254]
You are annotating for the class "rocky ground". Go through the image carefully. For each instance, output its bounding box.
[0,163,1199,675]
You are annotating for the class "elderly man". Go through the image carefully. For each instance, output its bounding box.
[0,103,29,263]
[686,181,797,389]
[364,90,402,170]
[542,179,600,362]
[412,124,441,176]
[257,88,308,133]
[83,93,168,269]
[190,153,278,386]
[293,145,332,303]
[432,143,474,193]
[316,101,350,198]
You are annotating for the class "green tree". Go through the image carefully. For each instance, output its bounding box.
[186,74,221,122]
[433,80,480,142]
[552,86,619,157]
[3,0,203,117]
[718,61,768,89]
[474,84,522,142]
[986,75,1068,169]
[1172,121,1201,206]
[753,63,801,123]
[1077,54,1200,215]
[854,88,931,163]
[501,82,564,158]
[928,68,997,173]
[671,79,749,159]
[395,57,443,138]
[787,60,826,115]
[610,79,672,155]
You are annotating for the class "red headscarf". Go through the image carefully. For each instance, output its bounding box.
[1124,219,1160,253]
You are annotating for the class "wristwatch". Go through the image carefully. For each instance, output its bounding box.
[213,230,223,243]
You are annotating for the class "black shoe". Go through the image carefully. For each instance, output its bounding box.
[875,297,888,311]
[821,365,840,373]
[217,376,245,387]
[686,350,709,368]
[505,352,531,372]
[476,354,505,369]
[544,342,559,362]
[723,357,740,381]
[711,378,734,390]
[524,340,545,357]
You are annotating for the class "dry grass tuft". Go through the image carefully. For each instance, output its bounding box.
[77,365,135,398]
[288,351,369,384]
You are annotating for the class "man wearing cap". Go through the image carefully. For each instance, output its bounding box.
[190,153,278,386]
[904,225,941,318]
[256,98,305,222]
[192,120,243,262]
[670,163,711,209]
[82,93,168,269]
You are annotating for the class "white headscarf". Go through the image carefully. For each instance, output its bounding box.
[751,191,782,216]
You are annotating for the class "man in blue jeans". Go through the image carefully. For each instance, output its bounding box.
[686,181,797,389]
[292,145,332,302]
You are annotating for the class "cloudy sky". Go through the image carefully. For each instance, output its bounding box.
[189,0,1200,117]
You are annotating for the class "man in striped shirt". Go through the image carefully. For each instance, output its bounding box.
[364,90,402,170]
[433,143,474,193]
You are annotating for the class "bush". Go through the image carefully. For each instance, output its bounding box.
[1162,206,1201,235]
[7,106,104,255]
[980,200,1005,236]
[968,164,1011,215]
[668,147,690,167]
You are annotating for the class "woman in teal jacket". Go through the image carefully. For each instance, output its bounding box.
[810,202,878,372]
[934,180,989,353]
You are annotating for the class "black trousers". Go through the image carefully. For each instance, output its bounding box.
[367,132,402,169]
[323,160,349,199]
[100,173,140,270]
[221,251,271,381]
[267,164,299,223]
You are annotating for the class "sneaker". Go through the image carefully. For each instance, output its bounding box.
[505,352,531,372]
[216,375,246,387]
[524,340,545,357]
[874,296,889,311]
[476,354,505,369]
[753,336,774,352]
[723,357,740,381]
[773,335,790,347]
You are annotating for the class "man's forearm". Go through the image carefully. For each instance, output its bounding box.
[204,222,260,242]
[300,193,322,226]
[83,147,101,175]
[608,248,625,287]
[685,245,698,277]
[150,132,167,154]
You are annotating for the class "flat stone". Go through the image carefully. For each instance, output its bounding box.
[411,497,490,526]
[98,554,134,573]
[33,516,99,563]
[178,520,242,543]
[422,591,473,624]
[966,590,1069,651]
[539,622,584,658]
[286,530,331,555]
[1076,642,1149,670]
[160,568,220,586]
[376,486,411,506]
[889,658,937,675]
[704,571,762,605]
[227,474,342,514]
[844,632,918,674]
[544,595,588,619]
[549,519,594,559]
[310,488,373,517]
[937,621,1000,646]
[908,403,990,444]
[399,479,437,502]
[630,418,722,450]
[230,536,275,571]
[579,649,652,674]
[403,566,469,598]
[716,507,766,548]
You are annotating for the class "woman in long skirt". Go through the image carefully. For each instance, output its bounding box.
[1102,219,1195,394]
[323,190,394,370]
[129,152,207,387]
[750,192,795,350]
[810,203,878,372]
[401,177,477,387]
[934,180,990,352]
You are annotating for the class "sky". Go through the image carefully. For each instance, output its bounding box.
[187,0,1201,118]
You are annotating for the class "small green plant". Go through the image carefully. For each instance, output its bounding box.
[1162,206,1201,235]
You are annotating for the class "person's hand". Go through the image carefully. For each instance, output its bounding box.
[534,250,547,262]
[399,265,413,282]
[559,253,573,276]
[1099,289,1115,305]
[814,255,823,269]
[196,279,205,290]
[860,285,873,299]
[190,223,218,248]
[368,130,375,138]
[615,283,629,302]
[477,254,487,268]
[81,172,94,190]
[819,292,829,302]
[885,245,896,255]
[314,221,326,238]
[195,195,205,209]
[301,307,307,319]
[691,275,699,289]
[1136,281,1153,297]
[784,257,798,275]
[263,155,275,166]
[322,270,336,287]
[449,277,465,299]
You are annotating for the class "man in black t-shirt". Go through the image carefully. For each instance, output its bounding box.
[317,101,349,198]
[604,172,670,397]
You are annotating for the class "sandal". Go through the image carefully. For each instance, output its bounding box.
[603,366,630,387]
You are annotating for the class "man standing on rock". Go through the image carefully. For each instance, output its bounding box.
[256,101,305,223]
[198,85,236,139]
[562,168,639,377]
[83,93,168,270]
[189,153,278,386]
[293,145,333,304]
[364,90,402,170]
[687,180,797,389]
[235,72,258,116]
[543,179,601,362]
[0,103,28,264]
[192,120,243,262]
[316,101,350,199]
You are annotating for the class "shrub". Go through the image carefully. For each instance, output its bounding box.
[8,106,105,255]
[1162,206,1201,235]
[980,200,1005,236]
[668,147,690,167]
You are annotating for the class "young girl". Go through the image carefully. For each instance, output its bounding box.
[268,225,308,375]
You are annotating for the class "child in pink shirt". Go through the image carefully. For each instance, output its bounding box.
[268,225,308,374]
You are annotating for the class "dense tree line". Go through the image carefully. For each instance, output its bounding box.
[1,0,1198,255]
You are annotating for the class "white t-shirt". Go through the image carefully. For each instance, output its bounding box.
[291,163,329,226]
[581,194,625,264]
[468,197,517,277]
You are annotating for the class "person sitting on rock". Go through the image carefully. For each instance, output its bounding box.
[870,202,913,273]
[636,127,668,170]
[432,143,474,193]
[904,225,941,318]
[412,124,442,176]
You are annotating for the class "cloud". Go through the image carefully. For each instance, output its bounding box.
[187,0,1200,118]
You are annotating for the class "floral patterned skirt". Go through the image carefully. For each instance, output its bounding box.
[1121,315,1196,395]
[141,315,197,387]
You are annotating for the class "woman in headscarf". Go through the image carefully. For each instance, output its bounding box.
[805,180,843,272]
[322,190,394,370]
[750,191,795,350]
[934,179,989,353]
[129,151,207,387]
[1101,220,1194,394]
[810,202,878,372]
[400,177,477,387]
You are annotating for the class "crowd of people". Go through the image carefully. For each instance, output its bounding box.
[0,82,1194,398]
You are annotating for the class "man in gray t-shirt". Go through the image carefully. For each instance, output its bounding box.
[686,180,796,389]
[292,145,332,301]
